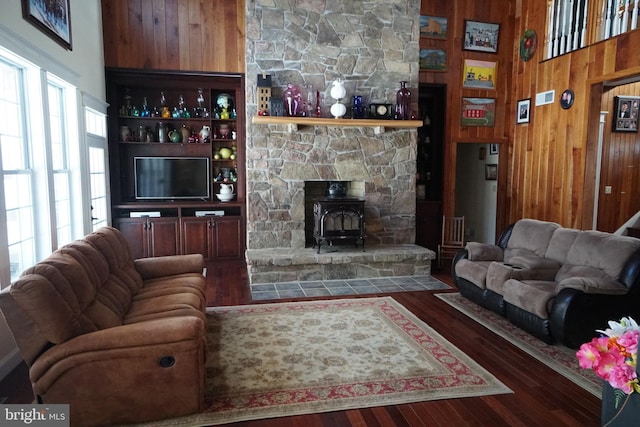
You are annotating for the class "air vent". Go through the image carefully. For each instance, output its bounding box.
[535,90,555,106]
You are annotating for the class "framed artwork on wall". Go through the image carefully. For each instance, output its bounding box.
[462,59,497,90]
[420,49,447,72]
[613,96,639,132]
[420,16,448,39]
[463,20,500,53]
[489,144,499,155]
[517,98,531,124]
[485,164,498,180]
[461,97,496,127]
[22,0,72,50]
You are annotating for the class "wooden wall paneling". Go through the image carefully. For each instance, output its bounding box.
[101,0,245,73]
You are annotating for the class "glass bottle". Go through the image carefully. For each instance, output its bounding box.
[283,84,301,117]
[396,81,411,120]
[160,91,170,118]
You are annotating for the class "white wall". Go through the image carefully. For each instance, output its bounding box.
[0,0,105,379]
[455,143,498,244]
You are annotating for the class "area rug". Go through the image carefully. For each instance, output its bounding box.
[132,296,511,426]
[435,292,601,397]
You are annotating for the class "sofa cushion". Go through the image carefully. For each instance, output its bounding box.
[545,228,580,264]
[561,231,640,282]
[486,261,559,295]
[465,242,504,261]
[501,279,557,319]
[506,219,560,256]
[454,259,493,289]
[10,253,117,343]
[556,276,628,295]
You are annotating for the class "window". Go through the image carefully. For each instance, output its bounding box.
[0,45,103,288]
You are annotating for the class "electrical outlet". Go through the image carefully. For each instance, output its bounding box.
[604,185,612,194]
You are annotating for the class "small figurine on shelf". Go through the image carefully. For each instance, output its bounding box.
[220,107,230,119]
[199,125,211,143]
[120,89,132,116]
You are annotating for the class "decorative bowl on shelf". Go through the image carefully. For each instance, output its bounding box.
[215,193,235,202]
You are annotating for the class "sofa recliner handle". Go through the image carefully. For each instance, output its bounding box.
[158,356,175,368]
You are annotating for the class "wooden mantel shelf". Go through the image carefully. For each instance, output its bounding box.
[252,115,423,134]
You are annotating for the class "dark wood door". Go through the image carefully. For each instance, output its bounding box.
[146,218,180,257]
[114,218,147,259]
[181,217,212,259]
[212,217,243,259]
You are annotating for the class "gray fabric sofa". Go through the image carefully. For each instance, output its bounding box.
[452,219,640,348]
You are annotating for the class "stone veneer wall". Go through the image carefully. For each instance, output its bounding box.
[245,0,421,250]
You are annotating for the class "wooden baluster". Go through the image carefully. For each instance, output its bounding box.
[631,0,639,30]
[554,0,563,57]
[621,0,630,33]
[560,0,570,54]
[604,0,613,39]
[581,0,589,47]
[547,0,556,58]
[566,0,575,52]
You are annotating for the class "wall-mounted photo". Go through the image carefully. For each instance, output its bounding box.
[463,20,500,53]
[461,97,496,127]
[485,164,498,180]
[613,96,639,132]
[420,16,448,39]
[22,0,72,50]
[517,98,531,124]
[489,144,499,155]
[420,49,446,72]
[462,59,497,90]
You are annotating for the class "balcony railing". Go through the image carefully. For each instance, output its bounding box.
[546,0,639,59]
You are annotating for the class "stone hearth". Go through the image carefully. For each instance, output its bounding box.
[246,245,433,284]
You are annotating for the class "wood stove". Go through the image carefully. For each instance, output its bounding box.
[312,197,365,253]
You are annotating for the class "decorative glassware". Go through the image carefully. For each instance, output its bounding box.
[283,84,302,116]
[329,79,347,118]
[140,97,150,117]
[396,81,411,120]
[353,95,364,119]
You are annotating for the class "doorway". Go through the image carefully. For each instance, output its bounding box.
[455,143,497,244]
[594,78,640,232]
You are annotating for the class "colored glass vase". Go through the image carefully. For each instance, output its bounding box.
[396,81,411,120]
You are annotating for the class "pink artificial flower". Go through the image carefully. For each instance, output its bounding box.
[607,363,637,394]
[617,330,639,356]
[576,340,601,370]
[594,345,625,380]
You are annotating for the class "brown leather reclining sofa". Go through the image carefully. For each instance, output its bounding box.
[0,226,207,426]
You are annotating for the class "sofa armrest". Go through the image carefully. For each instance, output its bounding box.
[550,288,640,348]
[134,254,204,279]
[30,316,205,386]
[556,277,628,295]
[466,242,504,261]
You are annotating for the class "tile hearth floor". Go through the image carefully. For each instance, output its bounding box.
[250,275,451,300]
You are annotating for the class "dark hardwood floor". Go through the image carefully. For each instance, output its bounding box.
[1,260,601,426]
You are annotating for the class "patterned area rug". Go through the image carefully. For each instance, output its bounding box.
[436,292,601,397]
[132,297,511,426]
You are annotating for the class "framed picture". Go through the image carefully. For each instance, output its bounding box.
[420,49,446,72]
[420,16,448,39]
[461,97,496,127]
[463,20,500,53]
[462,59,497,90]
[485,164,498,180]
[22,0,72,50]
[517,98,531,124]
[489,144,499,155]
[613,96,639,132]
[560,89,574,110]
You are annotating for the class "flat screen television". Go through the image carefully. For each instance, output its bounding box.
[134,156,210,200]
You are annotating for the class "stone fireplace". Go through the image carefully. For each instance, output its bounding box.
[243,0,432,283]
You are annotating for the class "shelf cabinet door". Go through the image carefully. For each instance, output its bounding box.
[211,217,244,259]
[181,217,212,259]
[114,217,179,259]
